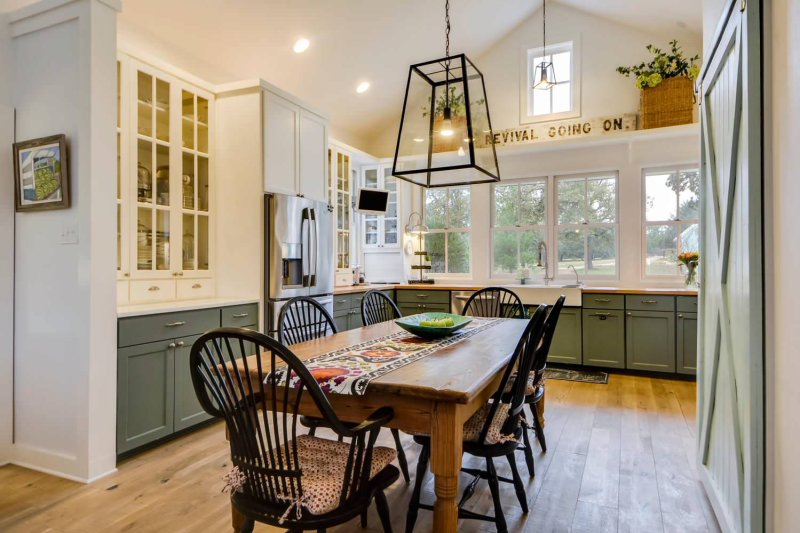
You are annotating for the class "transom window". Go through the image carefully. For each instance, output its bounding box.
[522,41,578,123]
[643,167,700,277]
[424,187,471,274]
[492,180,547,276]
[555,173,618,277]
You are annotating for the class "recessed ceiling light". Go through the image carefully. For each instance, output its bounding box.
[293,38,310,54]
[356,81,371,94]
[413,137,425,143]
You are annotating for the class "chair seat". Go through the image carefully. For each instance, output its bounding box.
[277,434,396,516]
[412,402,514,446]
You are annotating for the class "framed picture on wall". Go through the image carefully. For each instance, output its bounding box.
[13,134,70,212]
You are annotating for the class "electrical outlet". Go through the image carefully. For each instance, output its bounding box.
[59,223,78,244]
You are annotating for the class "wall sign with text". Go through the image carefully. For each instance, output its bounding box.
[489,114,637,147]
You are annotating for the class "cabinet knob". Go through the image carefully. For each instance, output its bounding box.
[176,341,185,347]
[192,283,202,289]
[148,285,160,292]
[678,314,684,318]
[168,342,176,348]
[123,272,130,277]
[627,312,632,316]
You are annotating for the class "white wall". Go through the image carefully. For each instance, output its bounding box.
[767,0,800,530]
[9,0,119,482]
[0,12,14,466]
[367,3,702,157]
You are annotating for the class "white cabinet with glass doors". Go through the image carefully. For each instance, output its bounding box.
[361,164,399,249]
[117,56,215,303]
[329,147,354,269]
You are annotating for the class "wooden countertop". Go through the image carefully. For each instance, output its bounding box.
[335,284,698,296]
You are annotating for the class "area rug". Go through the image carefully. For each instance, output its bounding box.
[545,367,608,384]
[268,317,502,395]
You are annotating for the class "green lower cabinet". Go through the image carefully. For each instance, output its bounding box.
[548,307,582,364]
[117,340,175,454]
[582,309,625,369]
[174,334,213,432]
[677,312,698,375]
[333,310,349,332]
[348,310,364,330]
[625,310,676,373]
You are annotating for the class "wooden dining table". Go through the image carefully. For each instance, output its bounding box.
[228,317,528,532]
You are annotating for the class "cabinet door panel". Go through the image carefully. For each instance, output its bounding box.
[117,340,174,453]
[334,314,350,332]
[677,312,697,375]
[582,309,625,369]
[625,311,676,373]
[348,310,364,330]
[263,91,298,196]
[298,109,328,203]
[548,307,582,364]
[174,334,213,431]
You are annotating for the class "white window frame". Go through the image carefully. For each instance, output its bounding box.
[641,165,701,280]
[519,39,581,124]
[490,178,548,278]
[424,186,472,276]
[553,172,619,280]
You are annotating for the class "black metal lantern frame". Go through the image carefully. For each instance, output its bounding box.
[392,53,500,188]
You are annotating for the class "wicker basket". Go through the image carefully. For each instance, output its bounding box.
[640,76,695,129]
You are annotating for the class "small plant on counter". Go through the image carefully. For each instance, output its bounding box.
[678,251,700,287]
[517,265,532,284]
[617,40,700,89]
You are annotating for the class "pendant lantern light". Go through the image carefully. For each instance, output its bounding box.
[533,0,556,90]
[392,0,500,188]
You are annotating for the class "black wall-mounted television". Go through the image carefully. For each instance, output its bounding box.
[355,188,389,214]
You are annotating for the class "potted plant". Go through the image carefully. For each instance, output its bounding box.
[517,265,532,285]
[678,251,700,287]
[617,40,701,129]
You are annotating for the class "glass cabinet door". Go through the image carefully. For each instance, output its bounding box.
[335,152,351,269]
[383,167,398,246]
[135,68,171,273]
[362,167,379,247]
[180,90,211,274]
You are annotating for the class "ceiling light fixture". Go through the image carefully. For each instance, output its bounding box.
[293,38,310,54]
[392,0,500,188]
[356,81,371,94]
[533,0,556,90]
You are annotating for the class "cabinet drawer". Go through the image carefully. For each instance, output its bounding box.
[176,279,215,300]
[677,296,699,313]
[351,292,365,310]
[396,289,450,305]
[221,304,259,327]
[399,302,449,316]
[130,279,177,303]
[117,281,130,305]
[625,295,675,312]
[582,293,625,310]
[333,294,352,312]
[119,308,220,347]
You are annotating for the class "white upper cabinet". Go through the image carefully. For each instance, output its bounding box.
[263,89,328,203]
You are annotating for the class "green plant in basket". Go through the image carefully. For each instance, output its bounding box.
[617,40,701,89]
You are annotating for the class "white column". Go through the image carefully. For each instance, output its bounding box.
[9,0,120,482]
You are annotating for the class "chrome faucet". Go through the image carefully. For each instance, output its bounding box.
[536,241,554,286]
[568,264,581,286]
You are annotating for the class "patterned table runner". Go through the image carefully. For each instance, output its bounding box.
[268,318,503,395]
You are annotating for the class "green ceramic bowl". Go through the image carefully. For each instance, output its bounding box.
[394,313,473,339]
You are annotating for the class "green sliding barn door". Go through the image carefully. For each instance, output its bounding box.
[698,0,764,531]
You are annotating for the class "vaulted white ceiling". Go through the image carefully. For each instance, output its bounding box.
[116,0,701,150]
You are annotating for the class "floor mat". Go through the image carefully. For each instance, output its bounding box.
[545,367,609,384]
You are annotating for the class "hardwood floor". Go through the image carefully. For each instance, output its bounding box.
[0,374,719,532]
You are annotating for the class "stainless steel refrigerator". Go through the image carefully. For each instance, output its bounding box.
[263,193,334,336]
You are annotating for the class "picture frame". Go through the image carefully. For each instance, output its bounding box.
[13,134,70,212]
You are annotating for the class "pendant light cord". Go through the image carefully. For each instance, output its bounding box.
[542,0,547,56]
[444,0,451,106]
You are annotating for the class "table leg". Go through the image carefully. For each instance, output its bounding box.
[231,501,247,532]
[430,402,463,532]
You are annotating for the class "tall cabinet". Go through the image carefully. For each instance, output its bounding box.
[117,55,215,304]
[361,164,399,249]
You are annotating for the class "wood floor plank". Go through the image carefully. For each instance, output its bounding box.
[0,375,718,533]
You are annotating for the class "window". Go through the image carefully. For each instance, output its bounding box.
[555,173,618,276]
[521,41,579,123]
[424,187,471,274]
[643,167,700,277]
[492,180,547,276]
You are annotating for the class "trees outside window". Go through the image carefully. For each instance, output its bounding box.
[643,167,700,277]
[492,180,547,275]
[424,187,471,274]
[555,173,618,276]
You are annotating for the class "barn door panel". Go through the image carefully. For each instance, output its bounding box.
[698,1,763,532]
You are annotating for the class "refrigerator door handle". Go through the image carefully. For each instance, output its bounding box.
[301,207,311,287]
[309,208,318,287]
